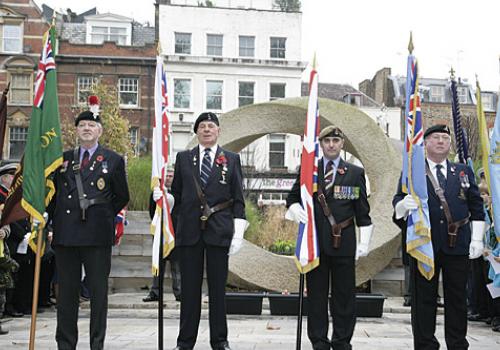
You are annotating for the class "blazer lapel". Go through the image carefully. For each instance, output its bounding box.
[446,160,458,197]
[81,146,105,182]
[190,146,201,183]
[206,146,221,187]
[333,158,348,186]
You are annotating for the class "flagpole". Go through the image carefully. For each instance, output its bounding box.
[28,221,44,350]
[295,273,305,350]
[158,208,164,350]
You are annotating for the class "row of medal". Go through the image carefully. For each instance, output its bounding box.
[333,185,360,200]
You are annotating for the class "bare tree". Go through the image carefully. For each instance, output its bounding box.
[273,0,301,12]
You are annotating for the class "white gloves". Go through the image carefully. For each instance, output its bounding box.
[229,218,249,255]
[356,224,374,260]
[469,220,485,259]
[152,186,162,201]
[395,194,418,219]
[285,203,307,224]
[153,187,175,213]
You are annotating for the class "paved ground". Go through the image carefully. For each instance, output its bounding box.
[1,294,498,349]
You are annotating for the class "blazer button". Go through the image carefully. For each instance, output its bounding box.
[66,210,70,214]
[91,182,94,186]
[68,195,72,199]
[439,206,443,210]
[440,220,444,224]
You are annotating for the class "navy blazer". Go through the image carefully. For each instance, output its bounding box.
[171,145,245,247]
[50,145,130,247]
[287,158,372,257]
[393,160,484,255]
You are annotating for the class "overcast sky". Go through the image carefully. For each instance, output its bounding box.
[36,0,500,91]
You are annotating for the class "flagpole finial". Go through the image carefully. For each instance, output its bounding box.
[449,67,455,80]
[312,52,317,70]
[51,9,57,27]
[475,74,480,89]
[408,32,414,54]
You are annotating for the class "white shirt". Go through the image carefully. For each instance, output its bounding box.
[427,158,447,182]
[199,144,217,173]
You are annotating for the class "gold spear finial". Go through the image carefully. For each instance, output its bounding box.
[449,67,455,80]
[51,9,56,27]
[408,31,414,54]
[157,41,162,56]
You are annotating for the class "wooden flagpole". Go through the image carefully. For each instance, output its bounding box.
[28,222,44,350]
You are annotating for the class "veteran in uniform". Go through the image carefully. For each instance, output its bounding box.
[393,124,484,350]
[48,108,129,350]
[286,126,373,350]
[170,112,247,350]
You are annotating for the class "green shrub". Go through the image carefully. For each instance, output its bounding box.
[269,239,296,255]
[127,156,152,210]
[244,200,263,242]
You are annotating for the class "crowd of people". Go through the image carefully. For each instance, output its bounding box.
[0,106,499,350]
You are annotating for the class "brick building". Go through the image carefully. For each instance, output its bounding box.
[359,67,497,144]
[0,0,47,159]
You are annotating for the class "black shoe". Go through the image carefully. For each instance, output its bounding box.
[437,299,444,308]
[212,341,231,350]
[143,292,159,302]
[3,308,23,318]
[0,325,8,335]
[468,313,489,322]
[403,298,411,307]
[172,347,192,350]
[175,295,181,302]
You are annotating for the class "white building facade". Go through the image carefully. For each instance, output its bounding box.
[158,0,305,174]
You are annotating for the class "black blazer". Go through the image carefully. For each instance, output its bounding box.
[171,145,245,247]
[287,158,372,257]
[392,160,484,255]
[49,145,130,247]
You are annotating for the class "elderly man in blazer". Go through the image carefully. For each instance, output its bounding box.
[286,126,373,350]
[170,112,247,350]
[49,108,129,350]
[393,124,484,350]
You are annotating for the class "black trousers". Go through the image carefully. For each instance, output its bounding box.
[177,239,229,349]
[151,257,181,299]
[55,246,111,350]
[306,254,355,350]
[410,251,469,350]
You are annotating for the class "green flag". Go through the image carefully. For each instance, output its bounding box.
[21,26,63,252]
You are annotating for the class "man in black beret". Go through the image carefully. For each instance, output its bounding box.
[170,111,247,350]
[286,125,373,350]
[393,123,484,349]
[48,103,129,350]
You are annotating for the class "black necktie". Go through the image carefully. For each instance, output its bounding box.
[200,148,212,187]
[324,160,334,192]
[436,164,447,190]
[81,150,90,169]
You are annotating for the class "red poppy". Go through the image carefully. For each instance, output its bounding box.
[215,154,227,166]
[337,168,345,175]
[459,170,465,177]
[96,155,104,162]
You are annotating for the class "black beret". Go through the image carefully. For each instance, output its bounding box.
[423,124,450,139]
[194,112,219,133]
[75,110,101,127]
[319,126,344,140]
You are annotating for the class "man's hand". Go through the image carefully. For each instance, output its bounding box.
[229,219,249,255]
[285,203,307,224]
[0,227,7,240]
[469,221,485,259]
[395,195,418,219]
[152,186,162,201]
[356,224,373,260]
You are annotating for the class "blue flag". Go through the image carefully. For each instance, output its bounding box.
[488,95,500,286]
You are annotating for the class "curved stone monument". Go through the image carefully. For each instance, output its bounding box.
[189,97,401,292]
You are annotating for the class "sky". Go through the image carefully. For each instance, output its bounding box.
[35,0,500,91]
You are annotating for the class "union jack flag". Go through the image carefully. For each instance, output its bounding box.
[33,30,56,108]
[402,46,434,280]
[150,54,175,276]
[294,61,320,274]
[115,208,127,245]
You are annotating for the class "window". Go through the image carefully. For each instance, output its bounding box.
[207,34,222,56]
[206,80,223,110]
[2,24,22,53]
[269,134,285,168]
[481,93,494,111]
[118,77,139,107]
[77,76,98,104]
[270,83,285,101]
[430,86,445,103]
[270,37,286,59]
[129,127,139,156]
[175,32,191,54]
[9,127,28,159]
[238,82,254,107]
[90,26,127,45]
[174,79,191,109]
[239,36,255,57]
[457,87,468,104]
[9,73,31,105]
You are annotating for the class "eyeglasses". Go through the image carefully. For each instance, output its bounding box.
[429,134,451,142]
